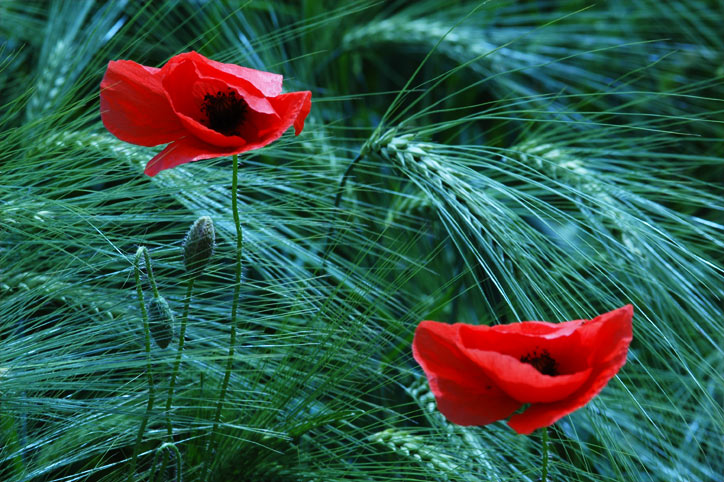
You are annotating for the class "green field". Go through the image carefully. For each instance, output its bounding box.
[1,1,723,481]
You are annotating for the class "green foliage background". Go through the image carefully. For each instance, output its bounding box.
[1,0,723,480]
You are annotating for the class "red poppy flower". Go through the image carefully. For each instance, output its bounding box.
[100,51,311,176]
[412,305,633,435]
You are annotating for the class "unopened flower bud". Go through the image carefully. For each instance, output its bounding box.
[147,296,174,349]
[183,216,215,277]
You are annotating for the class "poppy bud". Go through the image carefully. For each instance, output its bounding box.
[147,296,174,349]
[183,216,215,277]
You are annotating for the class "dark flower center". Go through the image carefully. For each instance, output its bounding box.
[200,89,248,136]
[520,349,558,376]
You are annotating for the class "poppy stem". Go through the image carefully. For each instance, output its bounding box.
[164,277,195,437]
[541,426,549,482]
[129,246,156,482]
[149,442,182,482]
[141,246,160,299]
[206,153,243,476]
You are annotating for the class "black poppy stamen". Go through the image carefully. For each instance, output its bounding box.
[200,89,248,136]
[521,349,559,376]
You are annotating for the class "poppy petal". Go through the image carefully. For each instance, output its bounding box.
[265,90,312,137]
[232,91,311,149]
[457,322,591,376]
[580,305,634,364]
[412,305,633,434]
[483,318,584,338]
[507,358,623,434]
[161,59,276,145]
[164,51,283,98]
[507,305,633,434]
[293,90,312,135]
[100,60,185,147]
[434,377,524,426]
[144,136,244,176]
[145,92,311,177]
[101,52,311,175]
[465,349,592,403]
[413,321,521,426]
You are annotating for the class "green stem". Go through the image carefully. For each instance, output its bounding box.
[333,153,362,211]
[322,153,362,261]
[541,426,549,482]
[129,246,156,482]
[142,246,160,298]
[149,442,183,482]
[0,414,25,476]
[165,277,195,438]
[206,153,243,475]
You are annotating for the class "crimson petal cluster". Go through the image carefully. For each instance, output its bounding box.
[412,305,633,434]
[100,51,311,176]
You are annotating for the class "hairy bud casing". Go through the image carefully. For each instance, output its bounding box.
[147,296,174,349]
[183,216,215,277]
